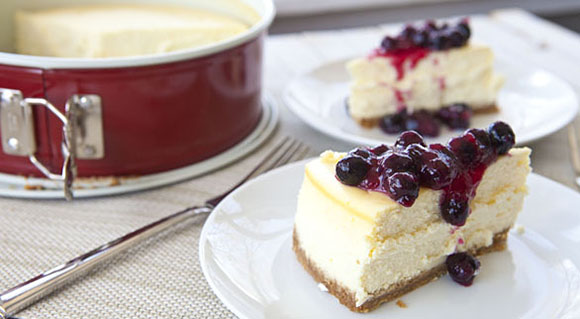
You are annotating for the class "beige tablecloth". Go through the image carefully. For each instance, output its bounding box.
[1,9,579,319]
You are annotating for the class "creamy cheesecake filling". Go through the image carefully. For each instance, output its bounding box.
[15,4,255,58]
[347,44,504,121]
[294,148,530,306]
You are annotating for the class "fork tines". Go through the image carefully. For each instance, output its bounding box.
[247,137,310,181]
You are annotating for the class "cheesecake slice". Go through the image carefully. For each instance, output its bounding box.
[293,122,530,312]
[15,4,253,58]
[346,20,504,136]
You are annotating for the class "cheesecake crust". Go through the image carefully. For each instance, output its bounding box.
[353,104,500,129]
[293,227,509,313]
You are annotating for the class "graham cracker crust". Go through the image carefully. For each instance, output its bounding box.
[353,104,500,129]
[293,227,509,313]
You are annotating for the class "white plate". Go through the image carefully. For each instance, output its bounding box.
[200,160,580,319]
[0,95,278,199]
[283,58,579,146]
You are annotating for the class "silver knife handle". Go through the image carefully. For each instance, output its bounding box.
[0,204,212,318]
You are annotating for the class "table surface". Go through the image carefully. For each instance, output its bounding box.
[1,8,579,319]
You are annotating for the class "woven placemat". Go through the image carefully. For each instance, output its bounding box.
[0,134,294,319]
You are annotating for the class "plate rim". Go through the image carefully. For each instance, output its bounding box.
[199,159,580,319]
[282,56,579,146]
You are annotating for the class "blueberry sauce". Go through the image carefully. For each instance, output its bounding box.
[371,48,430,80]
[335,121,515,224]
[379,104,473,137]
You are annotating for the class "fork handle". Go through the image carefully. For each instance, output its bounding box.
[0,204,213,318]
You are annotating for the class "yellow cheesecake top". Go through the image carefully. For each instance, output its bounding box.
[305,148,531,240]
[15,4,254,58]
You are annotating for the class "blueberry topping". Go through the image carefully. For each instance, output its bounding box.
[429,34,451,50]
[386,172,419,207]
[429,143,459,163]
[379,104,473,138]
[440,192,470,226]
[405,143,428,164]
[380,112,408,134]
[457,20,471,38]
[448,134,479,167]
[381,152,416,176]
[405,110,440,137]
[381,36,399,51]
[370,144,390,156]
[336,122,516,232]
[466,128,494,165]
[437,103,472,130]
[446,252,480,286]
[401,25,417,39]
[336,156,370,186]
[425,20,438,30]
[417,151,457,189]
[395,131,426,149]
[350,148,373,160]
[488,121,515,155]
[378,19,471,53]
[412,30,430,47]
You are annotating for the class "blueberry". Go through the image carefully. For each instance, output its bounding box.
[412,30,430,47]
[386,172,420,207]
[446,252,480,286]
[488,121,515,155]
[417,150,457,189]
[437,103,472,129]
[401,25,417,39]
[336,156,370,186]
[381,152,416,176]
[448,134,479,167]
[381,36,399,51]
[448,30,467,47]
[440,192,470,226]
[457,21,471,39]
[349,148,374,160]
[429,143,459,162]
[380,112,407,134]
[405,110,440,137]
[466,128,494,165]
[395,131,426,149]
[425,20,438,31]
[370,144,390,156]
[430,33,451,50]
[405,143,428,163]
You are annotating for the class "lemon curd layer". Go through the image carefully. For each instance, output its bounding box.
[15,4,255,58]
[294,148,530,306]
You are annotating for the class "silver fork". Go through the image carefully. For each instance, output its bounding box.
[568,123,580,189]
[0,137,310,319]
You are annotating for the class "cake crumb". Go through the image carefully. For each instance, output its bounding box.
[109,177,121,186]
[396,300,407,308]
[516,225,525,235]
[24,184,45,190]
[317,283,329,293]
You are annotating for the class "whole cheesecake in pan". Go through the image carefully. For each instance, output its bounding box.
[0,0,274,184]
